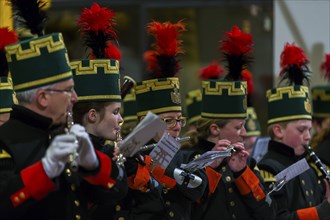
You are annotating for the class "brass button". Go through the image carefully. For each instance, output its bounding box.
[305,190,309,196]
[13,197,20,203]
[169,211,174,217]
[309,201,312,207]
[256,195,261,200]
[75,214,81,220]
[118,218,125,220]
[107,182,114,189]
[222,167,226,172]
[116,205,121,211]
[232,214,236,219]
[71,184,76,191]
[163,189,168,194]
[228,187,233,193]
[230,201,235,207]
[310,190,314,195]
[225,176,231,182]
[66,169,71,177]
[165,201,171,206]
[74,200,80,207]
[301,180,305,185]
[19,192,25,199]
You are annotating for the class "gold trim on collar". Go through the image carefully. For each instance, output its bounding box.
[267,86,309,102]
[78,94,121,101]
[0,149,11,159]
[137,106,182,117]
[202,81,247,95]
[268,115,311,124]
[70,60,119,75]
[6,34,66,62]
[14,71,72,91]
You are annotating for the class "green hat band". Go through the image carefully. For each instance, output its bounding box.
[245,107,261,136]
[135,77,182,117]
[201,80,247,119]
[71,59,121,102]
[312,85,330,118]
[0,77,14,113]
[5,33,72,92]
[267,85,312,125]
[123,88,137,121]
[186,89,202,124]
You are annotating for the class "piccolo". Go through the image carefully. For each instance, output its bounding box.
[139,136,191,152]
[304,145,330,182]
[66,111,79,172]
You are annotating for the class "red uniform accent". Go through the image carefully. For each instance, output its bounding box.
[205,166,221,195]
[297,207,319,220]
[84,150,116,188]
[235,166,265,201]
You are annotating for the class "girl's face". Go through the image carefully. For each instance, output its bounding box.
[218,119,246,143]
[158,112,185,139]
[90,102,123,141]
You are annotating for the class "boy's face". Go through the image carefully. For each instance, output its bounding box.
[280,120,312,156]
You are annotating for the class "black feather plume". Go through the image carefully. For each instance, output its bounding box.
[11,0,47,36]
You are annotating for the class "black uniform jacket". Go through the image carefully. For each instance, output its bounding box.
[315,134,330,166]
[0,105,122,220]
[88,134,128,220]
[190,138,274,220]
[258,140,330,220]
[114,141,207,220]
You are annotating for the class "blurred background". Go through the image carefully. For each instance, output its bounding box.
[1,0,329,135]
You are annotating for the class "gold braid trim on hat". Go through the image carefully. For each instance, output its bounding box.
[5,34,66,62]
[135,78,179,94]
[201,112,247,118]
[78,94,121,101]
[202,81,247,96]
[312,89,330,101]
[267,114,312,125]
[137,106,182,117]
[14,71,72,91]
[186,89,202,106]
[267,86,309,102]
[70,60,119,75]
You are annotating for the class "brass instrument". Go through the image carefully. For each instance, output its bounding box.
[66,111,78,172]
[121,76,136,99]
[139,136,191,152]
[304,145,330,182]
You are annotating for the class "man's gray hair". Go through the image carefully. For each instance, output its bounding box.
[16,83,58,104]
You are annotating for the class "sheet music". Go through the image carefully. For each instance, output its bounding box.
[118,111,166,157]
[149,133,181,169]
[275,158,310,183]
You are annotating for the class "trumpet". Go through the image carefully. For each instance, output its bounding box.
[66,110,78,172]
[304,145,330,182]
[139,136,191,152]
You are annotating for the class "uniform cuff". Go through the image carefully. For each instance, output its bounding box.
[297,207,319,220]
[205,166,221,195]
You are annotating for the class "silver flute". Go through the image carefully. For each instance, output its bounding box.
[66,111,79,172]
[139,136,191,152]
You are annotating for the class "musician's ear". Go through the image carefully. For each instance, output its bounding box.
[87,109,98,123]
[209,123,220,137]
[35,89,49,109]
[272,124,284,139]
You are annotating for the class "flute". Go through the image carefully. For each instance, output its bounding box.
[66,111,78,172]
[304,145,330,182]
[139,136,191,152]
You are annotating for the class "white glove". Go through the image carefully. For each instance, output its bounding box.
[70,124,99,170]
[42,134,78,179]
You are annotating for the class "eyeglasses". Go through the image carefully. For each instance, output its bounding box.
[45,88,75,96]
[162,117,187,128]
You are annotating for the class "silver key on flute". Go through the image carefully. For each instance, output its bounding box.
[139,136,191,152]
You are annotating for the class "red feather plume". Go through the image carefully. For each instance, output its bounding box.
[77,3,121,60]
[220,25,253,56]
[320,53,330,81]
[241,69,254,94]
[147,20,186,56]
[0,27,18,51]
[280,42,308,71]
[198,61,225,80]
[143,50,158,74]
